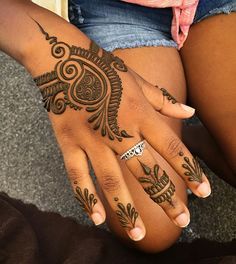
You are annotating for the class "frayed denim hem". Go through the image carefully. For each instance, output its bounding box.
[103,39,177,52]
[194,2,236,24]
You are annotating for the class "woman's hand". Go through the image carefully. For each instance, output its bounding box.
[31,20,211,242]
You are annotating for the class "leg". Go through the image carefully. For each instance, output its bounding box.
[180,13,236,186]
[183,123,235,186]
[99,46,188,253]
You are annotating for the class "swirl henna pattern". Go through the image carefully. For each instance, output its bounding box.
[33,20,132,141]
[160,87,177,104]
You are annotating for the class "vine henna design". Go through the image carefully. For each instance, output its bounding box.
[138,162,175,206]
[114,197,139,230]
[179,152,203,183]
[33,20,132,141]
[155,85,177,104]
[160,87,177,104]
[75,185,97,215]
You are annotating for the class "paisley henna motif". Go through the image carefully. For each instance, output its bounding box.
[33,20,132,141]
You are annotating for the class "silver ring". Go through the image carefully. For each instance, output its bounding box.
[120,141,145,160]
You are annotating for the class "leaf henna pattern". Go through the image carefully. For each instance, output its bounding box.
[114,198,139,230]
[179,152,203,183]
[33,20,132,141]
[75,186,97,215]
[138,162,175,206]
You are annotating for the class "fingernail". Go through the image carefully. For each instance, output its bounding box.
[129,227,145,241]
[91,212,104,226]
[197,182,211,198]
[180,104,195,114]
[175,213,190,227]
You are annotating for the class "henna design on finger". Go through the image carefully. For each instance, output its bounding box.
[159,87,177,104]
[114,197,139,230]
[32,19,132,141]
[138,162,175,206]
[75,186,97,214]
[179,152,203,183]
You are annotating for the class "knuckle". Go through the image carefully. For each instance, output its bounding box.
[166,137,183,159]
[58,124,74,142]
[127,96,145,114]
[100,175,121,193]
[67,167,85,183]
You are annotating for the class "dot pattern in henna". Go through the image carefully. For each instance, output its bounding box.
[179,152,203,183]
[32,19,132,142]
[138,162,176,206]
[114,197,139,230]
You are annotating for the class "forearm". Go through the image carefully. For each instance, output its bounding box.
[0,0,91,76]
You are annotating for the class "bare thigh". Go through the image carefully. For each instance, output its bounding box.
[99,46,188,253]
[181,13,236,175]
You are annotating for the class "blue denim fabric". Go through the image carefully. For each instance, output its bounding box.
[69,0,236,51]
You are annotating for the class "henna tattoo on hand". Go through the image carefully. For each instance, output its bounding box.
[114,197,138,230]
[32,20,132,141]
[138,162,175,206]
[156,86,177,104]
[75,186,97,214]
[160,88,177,104]
[179,152,203,183]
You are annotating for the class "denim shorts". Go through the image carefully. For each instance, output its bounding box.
[69,0,236,51]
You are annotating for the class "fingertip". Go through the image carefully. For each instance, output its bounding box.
[174,212,190,228]
[196,181,212,198]
[91,212,105,226]
[128,226,146,241]
[180,104,195,116]
[158,102,195,119]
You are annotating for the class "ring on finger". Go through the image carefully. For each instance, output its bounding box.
[120,140,145,161]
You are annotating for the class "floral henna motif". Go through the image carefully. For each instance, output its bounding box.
[33,20,132,141]
[179,152,203,183]
[114,197,138,230]
[138,162,175,206]
[75,186,97,215]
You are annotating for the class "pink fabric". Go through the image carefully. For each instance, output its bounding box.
[121,0,199,49]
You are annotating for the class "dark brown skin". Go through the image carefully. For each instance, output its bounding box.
[4,0,236,254]
[180,13,236,183]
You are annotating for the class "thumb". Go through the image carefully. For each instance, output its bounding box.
[141,81,195,119]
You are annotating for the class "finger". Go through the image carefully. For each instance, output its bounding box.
[63,148,106,226]
[119,141,190,228]
[141,80,195,118]
[88,145,146,241]
[141,117,211,198]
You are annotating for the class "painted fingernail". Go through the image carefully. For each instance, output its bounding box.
[91,212,104,226]
[197,182,211,198]
[129,227,145,241]
[180,104,195,114]
[175,213,190,227]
